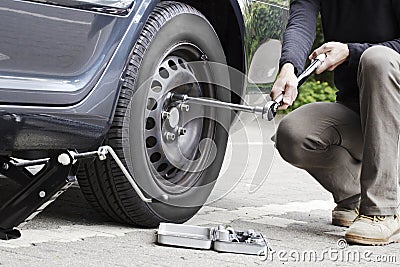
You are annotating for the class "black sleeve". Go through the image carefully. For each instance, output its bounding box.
[347,40,400,66]
[347,1,400,66]
[279,0,320,75]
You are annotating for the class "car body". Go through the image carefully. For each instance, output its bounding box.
[0,0,288,155]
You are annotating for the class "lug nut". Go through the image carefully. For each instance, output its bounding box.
[58,153,71,166]
[162,111,171,120]
[178,127,187,136]
[201,54,208,61]
[39,191,46,198]
[2,163,9,170]
[165,132,176,141]
[179,104,190,112]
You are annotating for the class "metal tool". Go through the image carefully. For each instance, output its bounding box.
[0,145,168,240]
[157,223,271,255]
[171,53,326,121]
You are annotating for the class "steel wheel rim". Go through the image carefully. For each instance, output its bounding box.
[143,43,216,194]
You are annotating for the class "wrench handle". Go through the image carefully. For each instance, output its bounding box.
[272,53,326,105]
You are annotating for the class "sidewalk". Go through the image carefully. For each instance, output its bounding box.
[0,117,398,266]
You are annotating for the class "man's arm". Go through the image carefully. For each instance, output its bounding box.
[310,38,400,75]
[347,40,400,67]
[272,0,320,109]
[280,0,320,75]
[312,1,400,73]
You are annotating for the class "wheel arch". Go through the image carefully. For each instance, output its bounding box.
[160,0,246,104]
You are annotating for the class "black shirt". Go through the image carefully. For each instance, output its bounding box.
[280,0,400,103]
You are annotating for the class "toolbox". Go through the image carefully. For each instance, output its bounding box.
[157,223,270,255]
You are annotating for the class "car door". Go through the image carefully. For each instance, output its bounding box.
[0,0,133,105]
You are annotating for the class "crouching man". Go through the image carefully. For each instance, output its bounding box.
[271,0,400,245]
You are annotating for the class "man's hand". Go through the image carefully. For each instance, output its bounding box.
[310,42,349,74]
[271,63,298,110]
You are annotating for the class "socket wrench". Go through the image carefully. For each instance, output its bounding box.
[171,53,326,121]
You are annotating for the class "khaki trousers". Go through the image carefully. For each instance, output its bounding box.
[275,46,400,215]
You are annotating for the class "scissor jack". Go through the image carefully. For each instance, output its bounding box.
[0,146,166,240]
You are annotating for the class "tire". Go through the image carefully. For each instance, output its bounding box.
[77,1,231,227]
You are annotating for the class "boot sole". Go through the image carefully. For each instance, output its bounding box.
[345,231,400,246]
[332,218,354,227]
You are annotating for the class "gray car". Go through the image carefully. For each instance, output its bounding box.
[0,0,288,236]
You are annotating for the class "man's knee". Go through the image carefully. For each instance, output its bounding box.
[359,46,398,75]
[358,46,400,96]
[275,115,308,167]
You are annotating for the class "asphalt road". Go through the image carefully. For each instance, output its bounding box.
[0,115,399,266]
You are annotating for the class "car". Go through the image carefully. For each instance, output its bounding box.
[0,0,288,236]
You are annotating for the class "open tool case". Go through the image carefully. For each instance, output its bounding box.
[157,223,270,255]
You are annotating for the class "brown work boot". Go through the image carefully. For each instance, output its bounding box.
[332,206,358,227]
[345,215,400,245]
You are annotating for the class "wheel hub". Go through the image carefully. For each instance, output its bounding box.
[167,107,180,128]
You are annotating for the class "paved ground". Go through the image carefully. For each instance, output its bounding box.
[0,115,399,266]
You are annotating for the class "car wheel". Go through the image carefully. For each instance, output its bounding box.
[78,1,231,227]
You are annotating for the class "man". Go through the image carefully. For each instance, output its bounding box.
[272,0,400,245]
